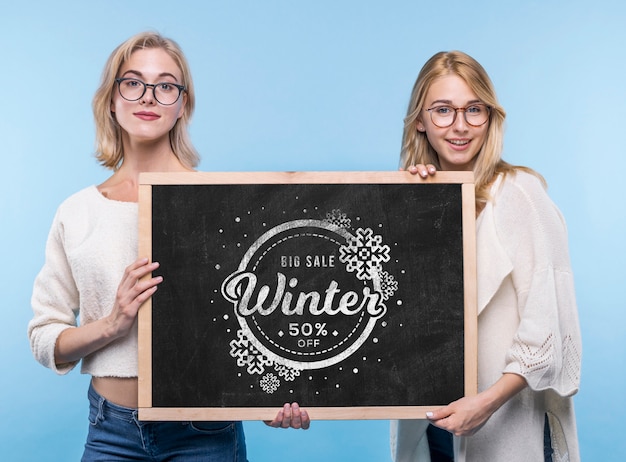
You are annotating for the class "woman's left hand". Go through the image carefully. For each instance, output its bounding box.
[425,394,494,436]
[265,403,310,430]
[401,164,437,178]
[426,373,527,436]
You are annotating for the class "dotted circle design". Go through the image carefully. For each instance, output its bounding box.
[232,219,381,370]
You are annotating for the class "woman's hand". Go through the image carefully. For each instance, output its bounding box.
[401,164,437,178]
[55,257,162,365]
[264,403,310,430]
[425,394,495,437]
[426,373,527,436]
[106,258,162,340]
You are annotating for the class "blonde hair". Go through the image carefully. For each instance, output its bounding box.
[400,51,542,207]
[92,31,199,170]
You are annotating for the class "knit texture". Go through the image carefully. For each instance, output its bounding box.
[28,186,139,377]
[392,171,581,462]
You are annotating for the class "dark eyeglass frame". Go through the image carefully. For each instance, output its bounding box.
[425,103,491,128]
[115,77,186,106]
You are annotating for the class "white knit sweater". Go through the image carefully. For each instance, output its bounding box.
[28,186,139,377]
[392,171,582,462]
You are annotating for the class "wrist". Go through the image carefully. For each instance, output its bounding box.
[102,314,124,341]
[482,373,528,413]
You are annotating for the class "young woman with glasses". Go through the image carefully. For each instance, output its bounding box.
[28,31,309,461]
[390,51,581,462]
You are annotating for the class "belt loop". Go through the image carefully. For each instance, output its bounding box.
[96,387,105,423]
[132,410,148,451]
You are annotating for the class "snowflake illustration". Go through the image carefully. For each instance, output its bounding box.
[323,209,351,229]
[260,373,280,394]
[379,270,398,301]
[274,363,302,382]
[339,228,390,280]
[229,329,273,375]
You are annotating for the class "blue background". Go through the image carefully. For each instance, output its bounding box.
[2,1,624,460]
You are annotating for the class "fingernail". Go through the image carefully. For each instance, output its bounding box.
[426,412,434,418]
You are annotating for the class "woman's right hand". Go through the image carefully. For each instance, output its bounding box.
[107,258,162,339]
[54,258,162,366]
[401,164,437,178]
[264,403,310,430]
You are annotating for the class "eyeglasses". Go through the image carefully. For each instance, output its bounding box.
[425,103,491,128]
[115,77,186,105]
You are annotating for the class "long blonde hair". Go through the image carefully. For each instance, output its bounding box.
[92,31,199,170]
[400,51,542,207]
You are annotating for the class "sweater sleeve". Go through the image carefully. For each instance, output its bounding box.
[497,173,582,396]
[28,208,80,375]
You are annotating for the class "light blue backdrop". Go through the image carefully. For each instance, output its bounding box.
[2,1,624,460]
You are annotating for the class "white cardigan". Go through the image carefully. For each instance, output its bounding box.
[28,186,139,377]
[392,171,582,462]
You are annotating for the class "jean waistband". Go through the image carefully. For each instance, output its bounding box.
[88,382,138,422]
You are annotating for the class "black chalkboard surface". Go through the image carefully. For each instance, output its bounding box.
[138,171,476,421]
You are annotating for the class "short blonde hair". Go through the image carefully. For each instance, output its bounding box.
[92,31,199,170]
[400,51,541,206]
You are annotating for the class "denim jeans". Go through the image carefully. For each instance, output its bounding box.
[427,424,454,462]
[82,383,247,461]
[544,414,553,462]
[425,415,554,462]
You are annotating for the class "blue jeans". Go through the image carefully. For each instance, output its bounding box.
[82,383,247,461]
[426,415,554,461]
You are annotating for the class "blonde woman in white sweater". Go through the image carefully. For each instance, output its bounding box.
[391,51,581,462]
[28,31,308,462]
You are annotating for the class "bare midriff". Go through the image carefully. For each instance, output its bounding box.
[91,376,139,408]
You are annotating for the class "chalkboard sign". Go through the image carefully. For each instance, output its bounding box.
[138,171,477,421]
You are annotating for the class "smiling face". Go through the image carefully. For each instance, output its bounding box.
[111,47,186,147]
[416,74,489,171]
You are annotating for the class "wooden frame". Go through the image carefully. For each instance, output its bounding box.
[138,171,477,421]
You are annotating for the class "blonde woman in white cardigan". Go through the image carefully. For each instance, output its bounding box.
[391,51,582,462]
[28,31,308,462]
